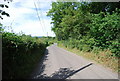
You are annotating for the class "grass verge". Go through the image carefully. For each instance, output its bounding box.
[58,43,118,72]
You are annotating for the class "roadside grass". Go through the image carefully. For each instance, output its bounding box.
[58,44,118,72]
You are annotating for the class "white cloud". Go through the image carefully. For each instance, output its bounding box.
[1,0,55,37]
[13,19,55,37]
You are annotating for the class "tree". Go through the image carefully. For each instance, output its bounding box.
[0,0,12,20]
[47,2,91,40]
[88,2,120,14]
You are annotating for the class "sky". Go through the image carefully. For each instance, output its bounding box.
[1,0,117,37]
[0,0,56,37]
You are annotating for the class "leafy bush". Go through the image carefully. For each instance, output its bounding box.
[109,41,120,57]
[2,32,48,79]
[89,11,120,56]
[57,10,120,56]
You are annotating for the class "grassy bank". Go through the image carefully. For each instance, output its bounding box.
[58,43,118,72]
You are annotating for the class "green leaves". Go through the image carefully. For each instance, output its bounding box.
[48,2,120,57]
[47,2,92,40]
[0,4,10,20]
[2,32,48,79]
[90,11,120,41]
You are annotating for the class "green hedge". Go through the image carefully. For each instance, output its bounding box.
[2,32,47,79]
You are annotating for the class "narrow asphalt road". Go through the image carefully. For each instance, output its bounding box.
[30,44,118,79]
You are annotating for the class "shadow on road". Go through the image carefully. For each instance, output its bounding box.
[30,49,49,79]
[31,48,93,79]
[37,63,93,79]
[36,63,93,79]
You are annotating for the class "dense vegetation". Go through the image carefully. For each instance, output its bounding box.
[47,2,120,72]
[2,25,51,79]
[1,1,55,79]
[1,1,120,79]
[47,2,120,57]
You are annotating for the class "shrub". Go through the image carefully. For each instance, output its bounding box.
[2,32,48,79]
[109,41,120,57]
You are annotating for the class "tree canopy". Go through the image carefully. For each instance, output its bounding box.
[47,2,120,57]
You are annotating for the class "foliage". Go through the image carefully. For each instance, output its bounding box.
[0,0,12,20]
[89,11,120,56]
[47,2,120,57]
[2,32,48,79]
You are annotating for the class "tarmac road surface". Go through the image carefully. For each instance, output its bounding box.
[30,44,118,79]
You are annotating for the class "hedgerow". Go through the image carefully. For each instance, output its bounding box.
[2,32,48,79]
